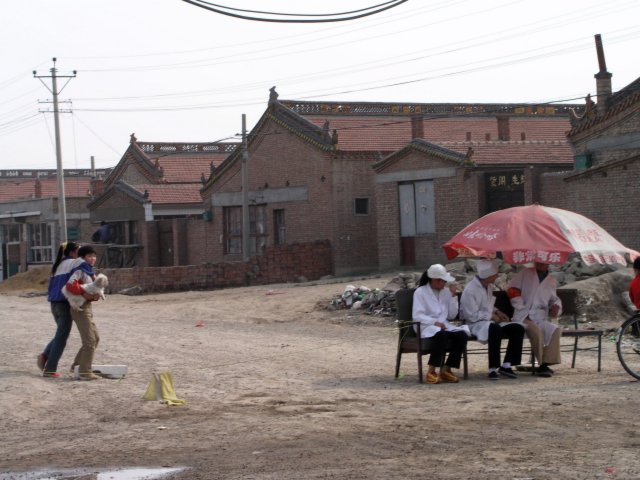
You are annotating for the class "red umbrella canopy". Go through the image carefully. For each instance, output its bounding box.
[443,204,639,266]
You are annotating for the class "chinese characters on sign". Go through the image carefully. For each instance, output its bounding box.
[487,173,525,189]
[566,228,603,244]
[510,250,563,264]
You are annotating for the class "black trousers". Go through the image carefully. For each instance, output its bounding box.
[488,322,525,369]
[421,330,468,369]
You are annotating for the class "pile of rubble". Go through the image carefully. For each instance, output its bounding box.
[327,273,421,316]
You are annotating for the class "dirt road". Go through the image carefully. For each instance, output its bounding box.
[1,277,639,479]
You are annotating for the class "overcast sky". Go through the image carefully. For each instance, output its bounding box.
[1,0,639,171]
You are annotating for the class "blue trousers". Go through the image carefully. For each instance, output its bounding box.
[43,302,73,373]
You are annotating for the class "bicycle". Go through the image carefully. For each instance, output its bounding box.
[616,311,640,379]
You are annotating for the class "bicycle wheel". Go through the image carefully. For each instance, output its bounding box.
[617,313,640,380]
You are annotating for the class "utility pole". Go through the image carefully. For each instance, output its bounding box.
[241,114,250,261]
[34,58,76,243]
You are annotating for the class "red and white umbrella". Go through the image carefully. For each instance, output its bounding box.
[443,204,639,266]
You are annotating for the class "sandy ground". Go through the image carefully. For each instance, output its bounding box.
[2,274,640,480]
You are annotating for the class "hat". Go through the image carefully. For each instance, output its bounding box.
[634,257,640,270]
[427,264,455,283]
[476,259,499,279]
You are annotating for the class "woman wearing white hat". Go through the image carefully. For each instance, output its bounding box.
[412,264,469,384]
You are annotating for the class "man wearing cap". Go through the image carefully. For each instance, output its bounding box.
[460,259,525,380]
[412,264,469,384]
[507,262,562,377]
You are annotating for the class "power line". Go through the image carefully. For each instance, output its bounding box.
[181,0,408,23]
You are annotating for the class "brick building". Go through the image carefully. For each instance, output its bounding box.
[201,91,581,274]
[87,134,237,267]
[0,167,109,280]
[539,35,640,253]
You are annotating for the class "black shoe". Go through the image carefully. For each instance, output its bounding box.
[498,367,518,379]
[488,371,499,380]
[536,365,553,377]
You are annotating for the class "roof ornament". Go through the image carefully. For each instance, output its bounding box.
[200,172,206,184]
[569,94,596,126]
[321,120,331,142]
[210,161,215,173]
[130,133,137,143]
[331,129,339,146]
[464,147,476,166]
[143,189,149,199]
[269,86,279,105]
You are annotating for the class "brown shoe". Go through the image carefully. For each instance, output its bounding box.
[78,372,100,381]
[439,370,459,383]
[426,371,441,384]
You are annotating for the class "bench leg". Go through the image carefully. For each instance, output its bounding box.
[597,335,602,372]
[417,351,423,383]
[571,337,578,368]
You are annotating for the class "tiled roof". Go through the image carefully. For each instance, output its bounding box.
[442,141,573,165]
[0,178,91,202]
[131,184,203,204]
[40,178,91,197]
[568,76,640,136]
[157,155,228,183]
[303,115,572,151]
[305,116,410,151]
[0,181,35,202]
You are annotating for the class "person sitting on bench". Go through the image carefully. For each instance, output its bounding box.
[412,264,469,384]
[460,259,525,380]
[508,262,562,378]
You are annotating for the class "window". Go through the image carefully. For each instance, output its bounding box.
[223,206,242,255]
[274,209,285,245]
[354,197,369,215]
[1,224,21,243]
[249,205,267,255]
[223,205,267,255]
[28,223,53,263]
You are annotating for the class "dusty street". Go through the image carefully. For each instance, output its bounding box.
[1,275,640,479]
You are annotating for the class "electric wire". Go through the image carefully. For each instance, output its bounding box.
[186,0,403,18]
[181,0,408,23]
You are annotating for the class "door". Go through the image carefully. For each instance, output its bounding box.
[399,184,416,266]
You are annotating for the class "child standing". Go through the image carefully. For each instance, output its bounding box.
[66,245,102,380]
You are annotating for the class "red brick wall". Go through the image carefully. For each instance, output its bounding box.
[331,154,378,274]
[561,161,639,252]
[375,150,482,269]
[570,106,640,166]
[202,118,379,275]
[100,240,332,293]
[375,182,401,270]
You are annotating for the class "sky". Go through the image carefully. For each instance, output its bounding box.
[1,0,639,171]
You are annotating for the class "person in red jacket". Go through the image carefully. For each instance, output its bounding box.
[630,257,640,310]
[66,245,102,380]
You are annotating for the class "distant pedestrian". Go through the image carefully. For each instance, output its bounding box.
[98,221,110,243]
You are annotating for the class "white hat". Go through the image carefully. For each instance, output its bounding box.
[427,264,455,282]
[476,259,499,279]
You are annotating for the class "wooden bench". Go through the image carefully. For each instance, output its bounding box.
[395,287,603,382]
